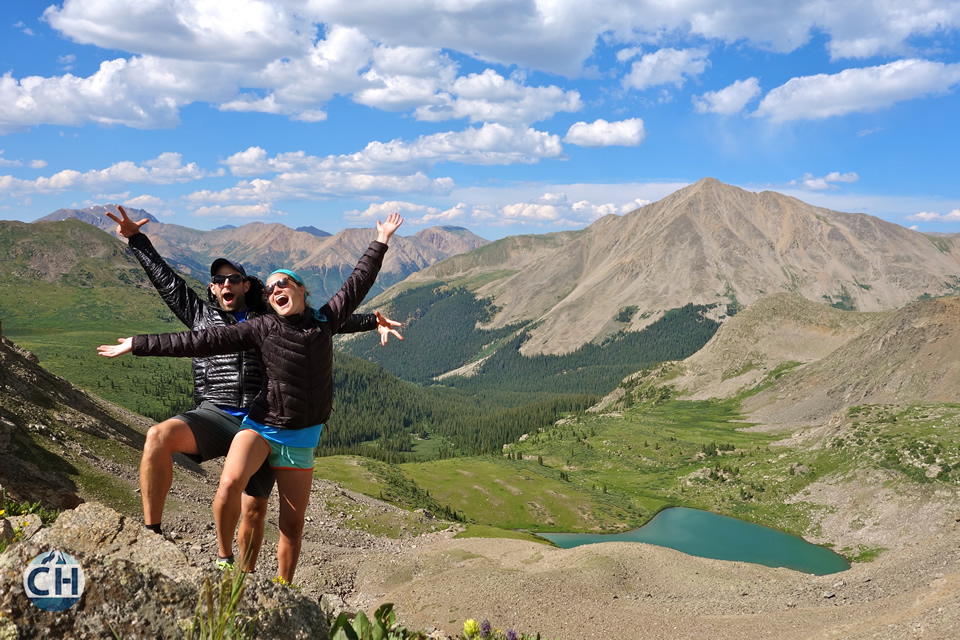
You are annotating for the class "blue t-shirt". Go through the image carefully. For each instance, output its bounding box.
[215,309,250,416]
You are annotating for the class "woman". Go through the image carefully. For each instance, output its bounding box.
[99,213,403,583]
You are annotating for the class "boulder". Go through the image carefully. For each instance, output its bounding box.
[0,502,330,639]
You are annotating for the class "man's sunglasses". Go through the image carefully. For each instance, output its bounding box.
[263,277,297,298]
[211,274,245,285]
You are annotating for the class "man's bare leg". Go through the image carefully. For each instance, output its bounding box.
[140,418,200,527]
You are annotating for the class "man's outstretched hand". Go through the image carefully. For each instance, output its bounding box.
[105,205,149,239]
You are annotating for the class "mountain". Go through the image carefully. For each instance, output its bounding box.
[384,178,960,356]
[32,205,489,301]
[296,225,331,237]
[743,295,960,427]
[664,292,888,400]
[35,205,158,231]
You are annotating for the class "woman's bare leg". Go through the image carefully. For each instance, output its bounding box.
[213,431,271,561]
[274,468,313,583]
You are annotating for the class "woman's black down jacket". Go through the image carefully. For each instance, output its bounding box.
[132,241,388,429]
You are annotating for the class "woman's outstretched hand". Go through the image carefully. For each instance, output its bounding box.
[376,212,403,244]
[97,337,133,358]
[375,311,403,346]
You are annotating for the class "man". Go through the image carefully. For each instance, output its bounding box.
[107,206,401,570]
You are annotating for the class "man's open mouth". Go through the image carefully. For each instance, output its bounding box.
[222,292,235,303]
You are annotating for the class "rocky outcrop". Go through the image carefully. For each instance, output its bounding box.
[0,502,330,639]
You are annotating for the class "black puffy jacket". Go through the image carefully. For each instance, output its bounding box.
[132,240,388,429]
[127,232,377,410]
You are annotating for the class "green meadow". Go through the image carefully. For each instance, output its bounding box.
[313,382,960,550]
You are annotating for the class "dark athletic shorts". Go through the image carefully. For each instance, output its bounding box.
[176,401,276,499]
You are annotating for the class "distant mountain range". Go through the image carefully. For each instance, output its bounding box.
[375,178,960,357]
[33,205,489,301]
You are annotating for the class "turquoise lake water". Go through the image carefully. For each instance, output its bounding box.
[537,507,850,575]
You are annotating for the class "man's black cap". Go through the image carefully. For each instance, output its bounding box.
[210,258,247,278]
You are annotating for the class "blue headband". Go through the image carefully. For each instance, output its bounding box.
[269,269,303,285]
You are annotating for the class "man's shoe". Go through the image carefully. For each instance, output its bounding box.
[215,555,235,571]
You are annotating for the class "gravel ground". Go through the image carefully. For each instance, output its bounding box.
[153,457,960,640]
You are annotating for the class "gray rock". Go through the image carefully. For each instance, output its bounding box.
[0,502,330,639]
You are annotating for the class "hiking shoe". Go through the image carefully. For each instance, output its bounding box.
[215,556,235,571]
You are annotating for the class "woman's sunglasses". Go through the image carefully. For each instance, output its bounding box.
[263,277,297,298]
[211,274,244,285]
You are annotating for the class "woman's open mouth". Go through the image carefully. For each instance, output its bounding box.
[274,293,290,307]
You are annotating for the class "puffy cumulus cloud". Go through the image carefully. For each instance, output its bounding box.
[755,59,960,122]
[220,25,373,119]
[693,77,761,114]
[124,194,167,209]
[906,209,960,222]
[0,54,245,133]
[37,0,960,91]
[340,191,649,230]
[564,118,646,147]
[312,0,960,75]
[44,0,310,64]
[414,69,582,125]
[224,124,562,183]
[493,192,640,228]
[184,171,454,207]
[622,47,710,91]
[819,1,960,60]
[343,200,440,221]
[790,171,860,190]
[355,46,459,112]
[0,153,218,196]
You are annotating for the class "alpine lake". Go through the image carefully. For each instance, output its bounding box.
[537,506,850,576]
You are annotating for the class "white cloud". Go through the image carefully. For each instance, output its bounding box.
[564,118,646,147]
[755,59,960,121]
[29,159,48,169]
[906,209,960,222]
[44,0,309,64]
[220,25,374,119]
[0,55,246,133]
[354,46,459,112]
[124,194,167,209]
[224,124,563,186]
[413,69,582,125]
[622,48,710,91]
[693,77,761,114]
[0,153,219,196]
[0,151,20,168]
[15,21,35,36]
[791,171,860,190]
[184,171,454,206]
[343,200,441,221]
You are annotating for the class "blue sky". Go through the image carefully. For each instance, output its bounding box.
[1,0,959,240]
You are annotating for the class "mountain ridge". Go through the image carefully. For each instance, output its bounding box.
[29,204,489,300]
[385,178,960,356]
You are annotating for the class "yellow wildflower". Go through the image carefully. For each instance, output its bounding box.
[463,619,480,638]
